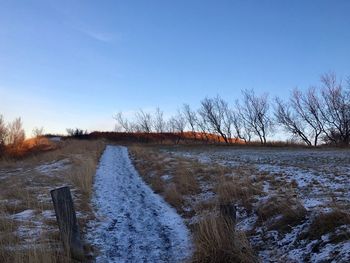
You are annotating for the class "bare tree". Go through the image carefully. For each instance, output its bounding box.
[274,97,313,146]
[32,127,44,138]
[199,96,231,144]
[0,115,7,152]
[114,112,132,132]
[135,110,153,133]
[182,104,198,139]
[291,88,324,146]
[154,107,166,133]
[274,87,324,146]
[318,73,350,145]
[196,111,210,142]
[167,111,186,144]
[274,73,350,146]
[238,89,272,144]
[7,117,25,147]
[167,111,186,133]
[232,103,253,143]
[222,105,234,143]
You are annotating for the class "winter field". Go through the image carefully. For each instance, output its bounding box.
[132,145,350,262]
[1,139,349,262]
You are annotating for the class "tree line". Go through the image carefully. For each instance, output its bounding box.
[114,73,350,146]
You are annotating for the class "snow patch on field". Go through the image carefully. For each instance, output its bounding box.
[35,159,70,175]
[11,209,35,221]
[87,146,192,263]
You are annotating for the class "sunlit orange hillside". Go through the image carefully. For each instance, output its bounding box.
[88,131,245,144]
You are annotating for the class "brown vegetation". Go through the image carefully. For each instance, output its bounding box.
[0,139,105,263]
[129,145,258,262]
[193,214,256,263]
[256,195,307,233]
[306,209,350,241]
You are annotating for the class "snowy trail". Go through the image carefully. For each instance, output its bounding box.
[87,146,192,263]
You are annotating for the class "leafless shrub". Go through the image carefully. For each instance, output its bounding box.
[0,114,7,154]
[167,110,187,144]
[6,117,25,148]
[32,127,44,138]
[114,111,132,132]
[135,109,153,133]
[182,104,198,139]
[154,107,166,133]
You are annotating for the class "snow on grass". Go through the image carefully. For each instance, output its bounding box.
[163,146,350,262]
[35,159,70,175]
[10,209,35,221]
[87,145,192,263]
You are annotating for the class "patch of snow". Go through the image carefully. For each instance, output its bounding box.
[35,159,70,175]
[310,240,350,263]
[303,198,324,209]
[87,146,192,263]
[16,225,43,242]
[11,209,35,221]
[49,137,61,142]
[161,174,173,182]
[236,214,258,231]
[41,210,56,220]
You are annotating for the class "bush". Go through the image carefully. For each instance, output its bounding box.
[66,128,88,138]
[6,118,25,147]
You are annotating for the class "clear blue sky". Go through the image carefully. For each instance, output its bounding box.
[1,0,349,135]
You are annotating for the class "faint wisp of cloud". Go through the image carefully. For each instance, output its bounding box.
[74,26,115,43]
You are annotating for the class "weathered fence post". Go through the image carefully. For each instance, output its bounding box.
[50,186,85,261]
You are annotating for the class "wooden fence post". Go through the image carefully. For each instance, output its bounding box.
[50,186,85,261]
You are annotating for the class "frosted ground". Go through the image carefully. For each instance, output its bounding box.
[161,146,350,262]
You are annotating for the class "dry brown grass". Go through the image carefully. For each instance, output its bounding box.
[163,183,184,209]
[256,195,307,233]
[0,139,105,263]
[129,145,259,262]
[173,161,201,196]
[192,213,257,263]
[129,145,203,216]
[306,209,350,241]
[215,175,262,212]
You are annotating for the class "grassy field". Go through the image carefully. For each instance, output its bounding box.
[0,138,105,263]
[129,144,350,262]
[1,140,349,262]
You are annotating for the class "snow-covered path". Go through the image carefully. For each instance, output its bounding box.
[87,146,192,263]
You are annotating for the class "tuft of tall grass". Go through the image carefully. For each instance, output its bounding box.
[192,213,257,263]
[306,209,350,241]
